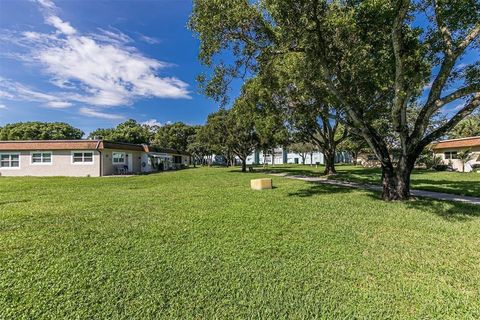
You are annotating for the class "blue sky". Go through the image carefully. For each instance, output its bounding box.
[0,1,477,136]
[0,0,233,134]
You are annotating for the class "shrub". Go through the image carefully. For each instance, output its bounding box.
[433,164,449,171]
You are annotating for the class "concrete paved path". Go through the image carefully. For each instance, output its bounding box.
[270,173,480,206]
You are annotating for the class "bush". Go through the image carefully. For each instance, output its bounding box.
[433,164,449,171]
[421,154,444,169]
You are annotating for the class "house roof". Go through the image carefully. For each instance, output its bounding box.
[431,136,480,150]
[0,140,147,152]
[0,139,190,155]
[145,146,190,156]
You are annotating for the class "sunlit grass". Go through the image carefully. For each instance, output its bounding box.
[1,167,479,318]
[265,164,480,197]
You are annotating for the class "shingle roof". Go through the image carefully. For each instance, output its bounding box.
[0,140,147,151]
[431,136,480,150]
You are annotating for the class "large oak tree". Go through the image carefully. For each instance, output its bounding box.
[190,0,480,200]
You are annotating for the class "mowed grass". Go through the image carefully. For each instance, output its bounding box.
[265,164,480,197]
[1,167,480,319]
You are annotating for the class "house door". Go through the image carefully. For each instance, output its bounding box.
[127,153,133,172]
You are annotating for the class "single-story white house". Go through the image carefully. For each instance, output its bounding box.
[432,136,480,172]
[0,140,189,177]
[246,148,351,165]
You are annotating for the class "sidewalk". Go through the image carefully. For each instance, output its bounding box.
[270,173,480,206]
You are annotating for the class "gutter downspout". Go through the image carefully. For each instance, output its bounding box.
[95,140,102,177]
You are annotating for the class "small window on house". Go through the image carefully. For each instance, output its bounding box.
[0,154,20,168]
[31,152,52,164]
[444,151,458,160]
[112,152,125,164]
[72,152,94,163]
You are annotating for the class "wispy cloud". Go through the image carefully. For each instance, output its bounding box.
[79,107,125,120]
[139,34,160,45]
[0,104,7,109]
[0,77,72,108]
[422,80,433,91]
[0,0,190,118]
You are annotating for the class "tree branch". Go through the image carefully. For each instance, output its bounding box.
[456,24,480,54]
[433,0,454,55]
[391,0,411,134]
[437,84,480,107]
[417,93,480,151]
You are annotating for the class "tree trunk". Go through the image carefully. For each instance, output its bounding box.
[323,151,337,175]
[310,152,313,166]
[380,160,412,201]
[351,151,358,166]
[241,159,247,172]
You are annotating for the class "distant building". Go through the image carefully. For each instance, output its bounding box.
[245,148,351,165]
[0,140,189,177]
[432,136,480,172]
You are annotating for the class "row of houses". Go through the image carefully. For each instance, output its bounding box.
[0,136,478,176]
[355,136,480,172]
[431,136,480,172]
[245,148,352,166]
[0,140,189,177]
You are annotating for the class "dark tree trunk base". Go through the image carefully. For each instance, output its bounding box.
[381,165,412,201]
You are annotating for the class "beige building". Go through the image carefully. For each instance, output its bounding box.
[432,136,480,172]
[0,140,189,177]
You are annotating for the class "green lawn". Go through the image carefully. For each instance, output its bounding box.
[1,167,479,318]
[264,164,480,197]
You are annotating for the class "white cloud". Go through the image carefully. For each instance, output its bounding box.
[91,28,132,45]
[142,119,162,127]
[46,101,72,108]
[0,104,7,109]
[453,102,466,111]
[0,77,72,108]
[139,34,160,45]
[423,80,433,91]
[46,15,76,35]
[36,0,55,9]
[0,0,190,113]
[79,107,125,120]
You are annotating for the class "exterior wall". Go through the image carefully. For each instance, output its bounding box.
[434,146,480,172]
[101,149,143,176]
[246,148,326,165]
[286,152,325,165]
[0,150,100,177]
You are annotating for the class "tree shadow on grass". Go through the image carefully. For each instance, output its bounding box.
[287,183,359,197]
[287,181,480,222]
[403,198,480,222]
[0,199,31,206]
[411,179,480,197]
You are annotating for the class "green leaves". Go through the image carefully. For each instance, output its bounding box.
[89,119,152,144]
[0,122,84,140]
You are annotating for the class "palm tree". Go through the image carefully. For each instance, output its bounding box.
[457,149,474,173]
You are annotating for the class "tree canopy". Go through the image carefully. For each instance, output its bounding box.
[153,122,196,152]
[190,0,480,200]
[0,122,84,140]
[88,119,153,144]
[448,113,480,139]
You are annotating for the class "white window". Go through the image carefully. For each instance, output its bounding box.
[112,152,125,164]
[445,151,458,160]
[31,152,52,164]
[0,153,20,168]
[72,152,94,164]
